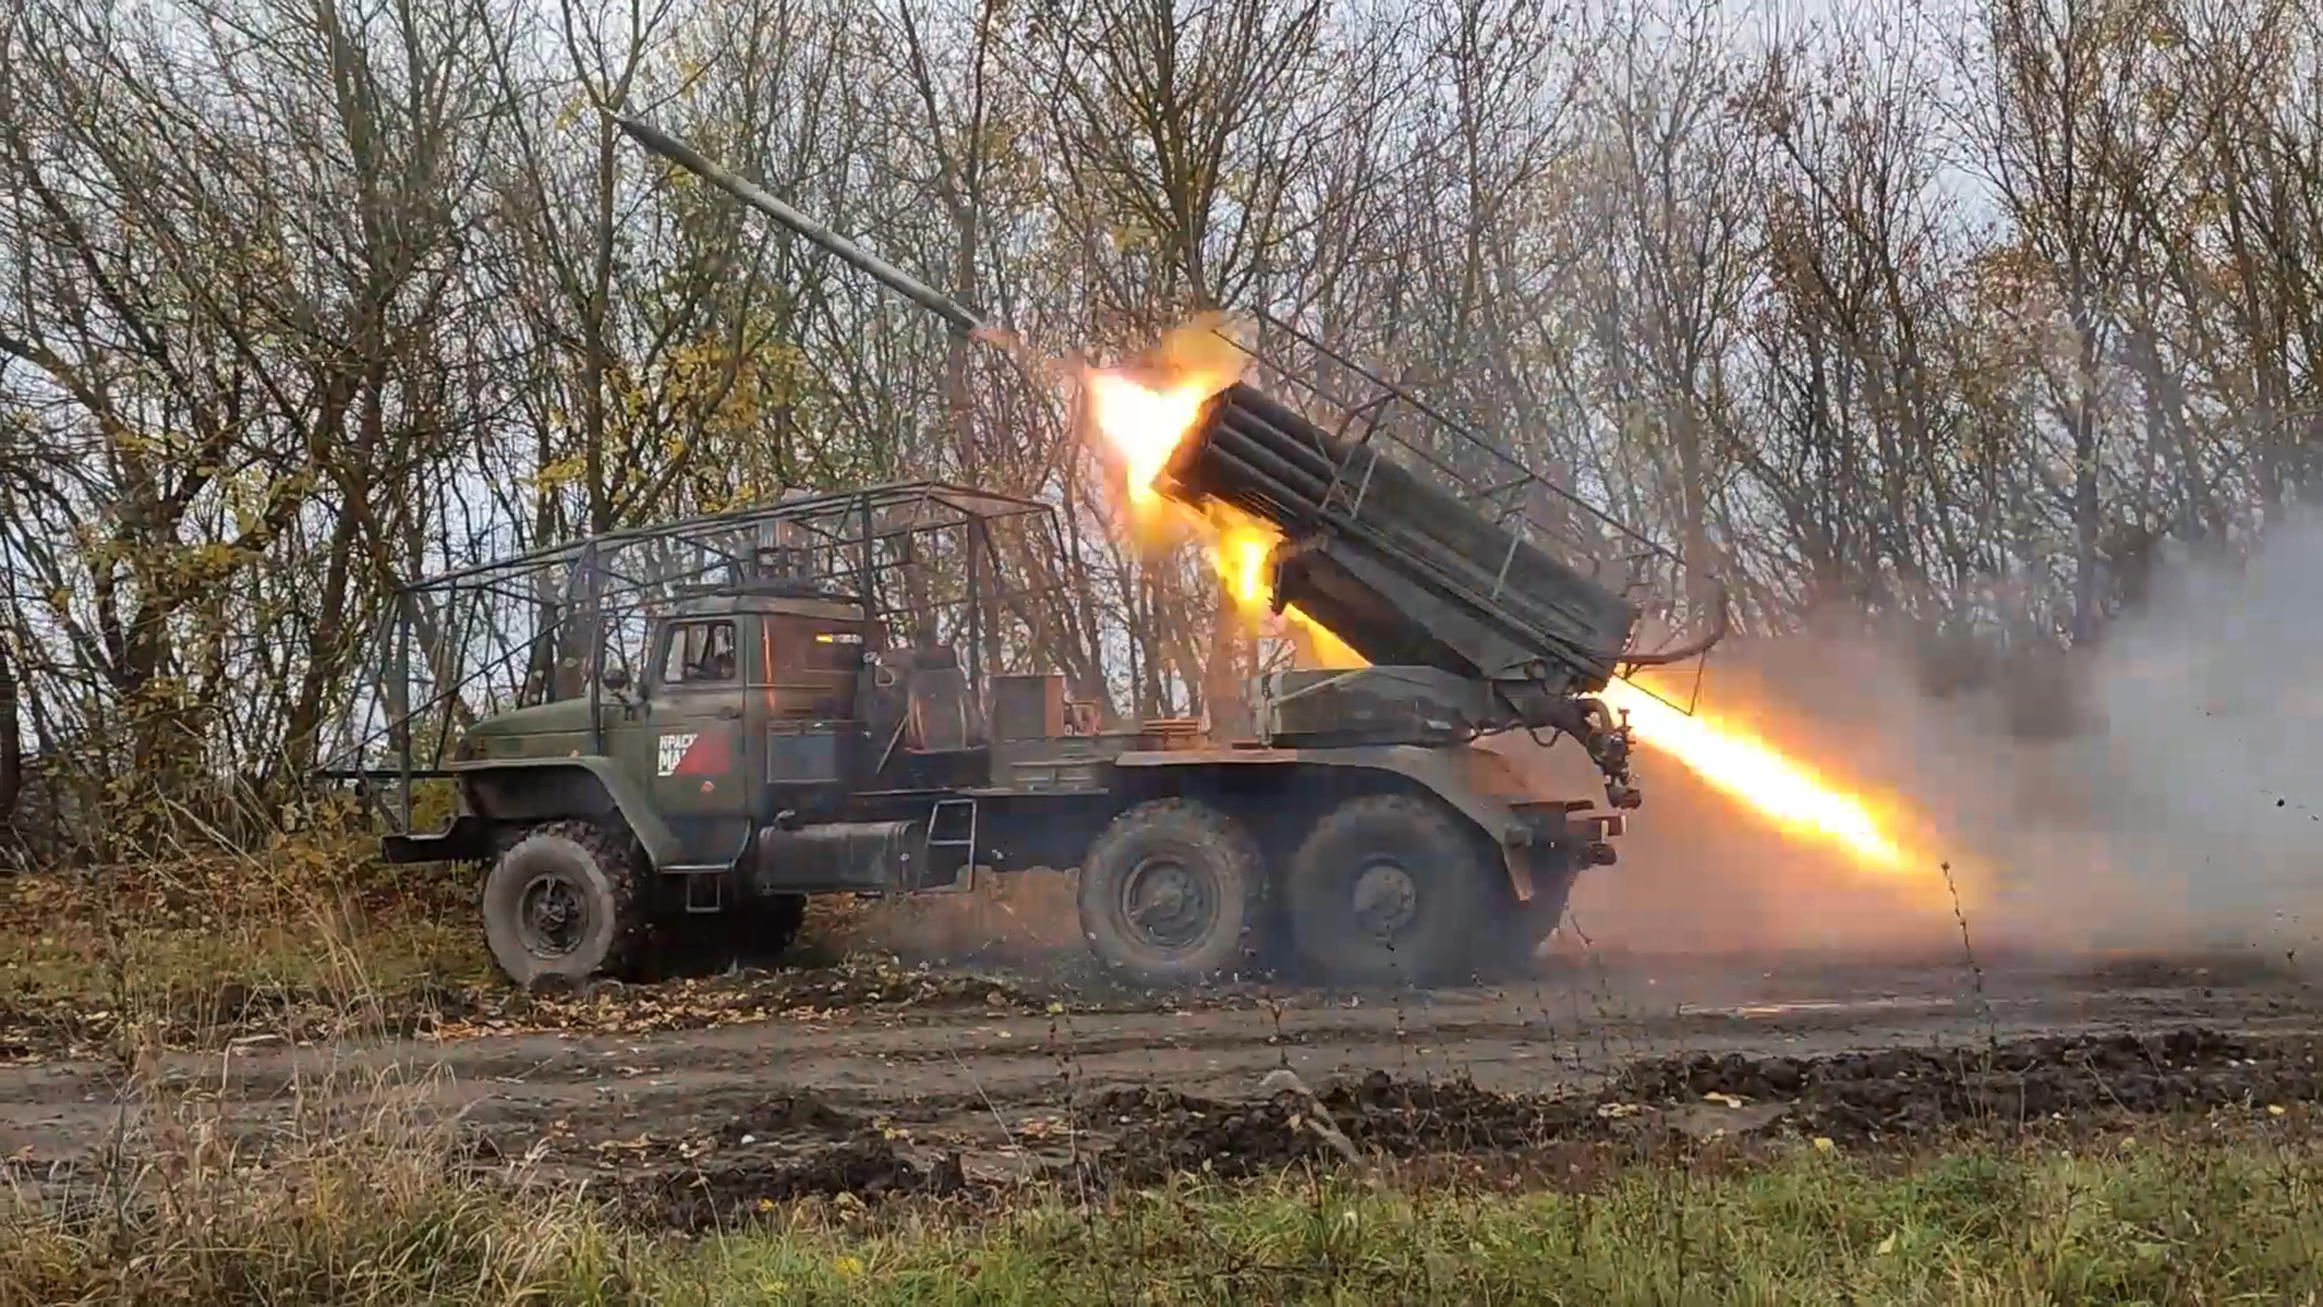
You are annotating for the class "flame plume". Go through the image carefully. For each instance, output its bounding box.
[1596,679,1913,876]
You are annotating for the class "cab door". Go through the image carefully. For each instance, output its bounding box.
[644,615,750,863]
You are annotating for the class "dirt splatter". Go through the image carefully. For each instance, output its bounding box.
[613,1138,978,1234]
[1079,1028,2323,1185]
[1611,1027,2323,1143]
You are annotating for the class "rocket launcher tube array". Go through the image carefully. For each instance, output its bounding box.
[1164,382,1641,697]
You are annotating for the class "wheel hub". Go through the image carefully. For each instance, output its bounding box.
[1121,856,1216,953]
[518,873,589,957]
[1351,860,1419,938]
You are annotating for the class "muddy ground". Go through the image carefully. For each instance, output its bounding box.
[4,943,2321,1229]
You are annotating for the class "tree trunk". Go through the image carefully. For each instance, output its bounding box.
[2069,316,2104,646]
[0,637,20,834]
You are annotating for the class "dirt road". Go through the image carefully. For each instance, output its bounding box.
[5,946,2318,1217]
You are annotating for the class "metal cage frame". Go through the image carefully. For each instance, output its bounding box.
[318,480,1063,836]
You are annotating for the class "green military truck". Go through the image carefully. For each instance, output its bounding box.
[327,119,1719,991]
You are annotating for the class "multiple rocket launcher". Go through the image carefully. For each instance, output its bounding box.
[607,112,1715,804]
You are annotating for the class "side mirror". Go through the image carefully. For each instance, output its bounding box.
[602,666,632,693]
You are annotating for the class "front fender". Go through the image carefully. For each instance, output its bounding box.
[448,756,682,870]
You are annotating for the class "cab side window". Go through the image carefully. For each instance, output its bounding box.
[768,621,867,674]
[659,620,738,687]
[759,618,864,718]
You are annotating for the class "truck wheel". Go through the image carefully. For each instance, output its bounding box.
[1483,858,1577,977]
[480,819,647,988]
[1284,793,1505,986]
[1077,798,1266,986]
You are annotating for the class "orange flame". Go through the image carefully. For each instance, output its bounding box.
[1596,679,1915,877]
[1082,312,1356,664]
[1083,312,1250,521]
[1079,316,1923,889]
[1084,370,1216,512]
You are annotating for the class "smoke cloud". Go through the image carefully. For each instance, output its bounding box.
[1554,516,2323,966]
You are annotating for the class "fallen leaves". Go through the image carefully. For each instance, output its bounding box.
[0,951,1053,1063]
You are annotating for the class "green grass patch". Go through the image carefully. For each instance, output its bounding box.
[655,1139,2323,1304]
[8,1129,2319,1305]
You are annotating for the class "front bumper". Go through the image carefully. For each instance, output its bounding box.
[380,814,493,865]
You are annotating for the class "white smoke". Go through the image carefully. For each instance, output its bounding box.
[1966,516,2323,956]
[1556,515,2323,966]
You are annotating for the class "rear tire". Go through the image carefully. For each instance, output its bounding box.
[1483,855,1578,977]
[1077,798,1266,987]
[1283,793,1507,986]
[481,819,648,988]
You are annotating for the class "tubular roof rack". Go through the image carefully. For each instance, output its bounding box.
[396,480,1054,597]
[315,480,1067,813]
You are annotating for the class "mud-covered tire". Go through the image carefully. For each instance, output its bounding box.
[1482,858,1578,977]
[1283,793,1508,986]
[1077,798,1266,986]
[480,819,647,988]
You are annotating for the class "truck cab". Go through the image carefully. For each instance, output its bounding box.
[614,586,876,867]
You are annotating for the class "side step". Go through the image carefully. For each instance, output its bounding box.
[923,797,979,892]
[661,827,755,914]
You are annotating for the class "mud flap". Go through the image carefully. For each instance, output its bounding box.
[383,813,493,864]
[1502,843,1541,902]
[1501,802,1616,901]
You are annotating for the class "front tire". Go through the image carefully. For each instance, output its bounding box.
[1283,793,1508,986]
[481,819,648,988]
[1077,798,1266,987]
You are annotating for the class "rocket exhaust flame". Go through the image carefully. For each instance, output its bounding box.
[1081,322,1926,889]
[1082,312,1357,658]
[1085,371,1217,512]
[1596,679,1915,877]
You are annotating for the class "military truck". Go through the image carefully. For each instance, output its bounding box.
[324,118,1722,990]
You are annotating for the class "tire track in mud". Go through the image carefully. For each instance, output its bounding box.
[3,955,2319,1212]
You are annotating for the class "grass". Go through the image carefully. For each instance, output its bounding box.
[0,824,944,1025]
[5,1120,2320,1305]
[0,841,491,1057]
[677,1143,2323,1304]
[618,1139,2323,1303]
[6,835,2319,1302]
[0,839,1014,1061]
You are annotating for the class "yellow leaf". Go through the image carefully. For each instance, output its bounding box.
[1812,1137,1836,1153]
[833,1254,865,1279]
